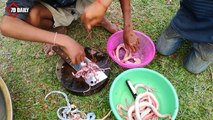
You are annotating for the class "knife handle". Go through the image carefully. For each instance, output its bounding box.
[126,80,137,99]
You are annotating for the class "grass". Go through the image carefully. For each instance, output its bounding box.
[0,0,213,119]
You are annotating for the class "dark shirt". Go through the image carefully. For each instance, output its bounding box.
[4,0,77,20]
[171,0,213,43]
[44,0,76,8]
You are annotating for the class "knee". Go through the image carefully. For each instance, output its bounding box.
[27,6,42,27]
[0,20,6,36]
[0,16,11,36]
[156,43,171,56]
[156,38,173,56]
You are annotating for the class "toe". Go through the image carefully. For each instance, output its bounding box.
[43,44,55,57]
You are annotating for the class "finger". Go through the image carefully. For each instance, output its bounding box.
[76,55,83,64]
[90,17,102,27]
[130,43,138,52]
[79,51,85,64]
[81,14,92,32]
[124,44,130,51]
[131,44,137,52]
[71,58,77,64]
[133,45,138,52]
[77,52,86,64]
[87,24,91,32]
[131,40,140,51]
[130,46,136,52]
[85,17,101,31]
[136,42,140,50]
[81,54,86,62]
[85,19,91,32]
[79,51,85,62]
[81,14,85,24]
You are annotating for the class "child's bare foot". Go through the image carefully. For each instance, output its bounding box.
[44,26,67,57]
[100,17,121,33]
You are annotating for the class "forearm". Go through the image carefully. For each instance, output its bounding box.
[0,16,69,47]
[119,0,133,31]
[119,0,139,52]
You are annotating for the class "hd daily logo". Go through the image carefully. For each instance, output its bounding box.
[6,2,29,17]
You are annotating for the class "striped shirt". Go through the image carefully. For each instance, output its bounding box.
[171,0,213,43]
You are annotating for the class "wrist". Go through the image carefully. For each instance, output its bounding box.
[124,22,133,29]
[124,26,133,33]
[55,34,71,47]
[96,0,112,9]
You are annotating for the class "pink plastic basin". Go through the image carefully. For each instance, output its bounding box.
[107,30,156,68]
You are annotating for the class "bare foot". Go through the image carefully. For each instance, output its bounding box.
[44,26,67,57]
[100,17,121,33]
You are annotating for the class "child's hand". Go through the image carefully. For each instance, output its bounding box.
[123,30,140,52]
[60,35,86,64]
[81,1,107,32]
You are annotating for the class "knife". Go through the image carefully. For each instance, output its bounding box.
[126,80,138,99]
[52,46,108,86]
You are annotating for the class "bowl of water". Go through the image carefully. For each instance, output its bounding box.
[109,68,179,120]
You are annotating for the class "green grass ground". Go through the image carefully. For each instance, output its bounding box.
[0,0,213,119]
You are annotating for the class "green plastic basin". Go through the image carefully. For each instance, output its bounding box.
[109,68,179,120]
